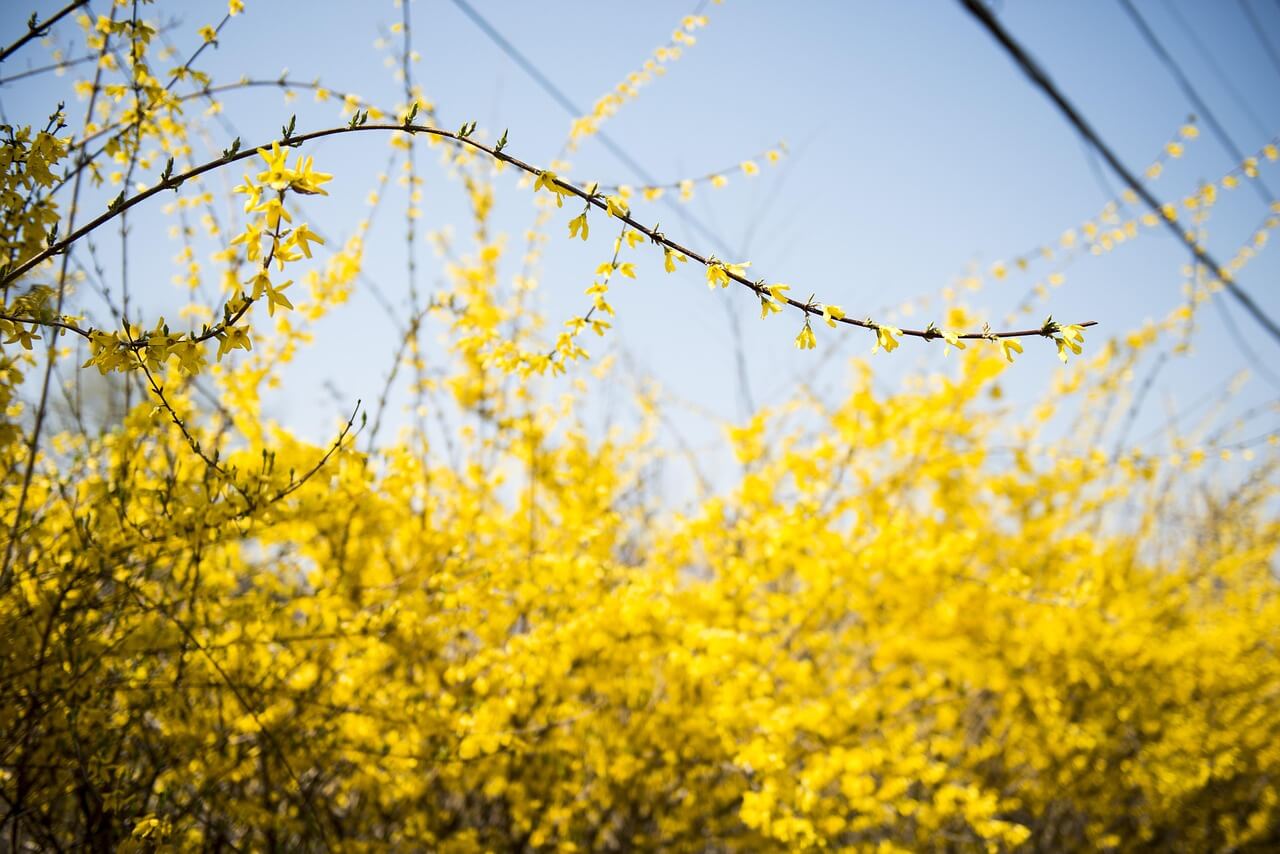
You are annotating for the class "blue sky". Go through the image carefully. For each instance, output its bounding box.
[3,0,1279,490]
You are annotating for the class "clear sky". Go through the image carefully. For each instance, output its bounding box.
[3,0,1279,493]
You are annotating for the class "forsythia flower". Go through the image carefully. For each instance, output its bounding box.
[216,324,252,359]
[707,263,729,289]
[3,325,40,350]
[873,323,902,354]
[605,195,629,219]
[999,337,1024,362]
[257,142,293,191]
[568,212,589,241]
[289,154,333,196]
[253,195,292,231]
[1054,323,1086,362]
[706,259,749,289]
[821,304,845,328]
[233,175,262,212]
[533,170,574,207]
[760,283,790,319]
[664,247,686,273]
[795,320,816,349]
[287,223,325,258]
[265,278,293,316]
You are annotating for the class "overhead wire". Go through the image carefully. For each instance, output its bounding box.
[1235,0,1280,84]
[1119,0,1276,206]
[1118,0,1280,390]
[957,0,1280,350]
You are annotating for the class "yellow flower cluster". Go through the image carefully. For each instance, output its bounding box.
[567,10,714,146]
[1,6,1277,851]
[4,332,1278,850]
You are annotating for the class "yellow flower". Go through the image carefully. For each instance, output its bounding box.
[3,325,41,350]
[1054,324,1085,362]
[288,223,325,258]
[253,196,292,231]
[705,259,749,289]
[229,219,264,261]
[795,320,816,350]
[250,270,272,300]
[256,142,293,191]
[233,174,262,212]
[289,154,332,196]
[873,323,902,354]
[998,337,1024,362]
[199,25,218,44]
[766,283,791,303]
[265,278,294,316]
[131,815,171,842]
[605,195,629,219]
[707,264,728,288]
[216,325,252,360]
[568,212,589,241]
[821,304,844,328]
[533,170,573,207]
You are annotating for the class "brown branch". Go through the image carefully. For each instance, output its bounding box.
[0,0,92,64]
[4,121,1095,346]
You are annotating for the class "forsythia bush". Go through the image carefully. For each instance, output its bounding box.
[2,1,1279,851]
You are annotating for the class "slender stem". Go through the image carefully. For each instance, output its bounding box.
[3,122,1095,343]
[0,0,92,64]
